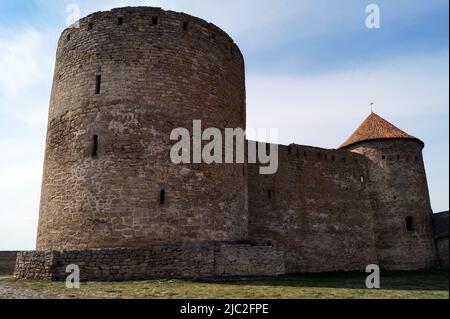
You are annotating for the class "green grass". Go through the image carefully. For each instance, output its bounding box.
[0,270,448,299]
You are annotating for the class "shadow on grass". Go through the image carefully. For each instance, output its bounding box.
[186,270,449,292]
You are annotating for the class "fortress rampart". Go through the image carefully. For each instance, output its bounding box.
[248,144,378,273]
[14,7,441,280]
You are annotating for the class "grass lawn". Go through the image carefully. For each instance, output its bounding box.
[0,270,448,299]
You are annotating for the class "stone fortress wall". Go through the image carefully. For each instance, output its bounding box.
[248,145,378,273]
[0,252,18,275]
[433,211,449,270]
[14,7,444,280]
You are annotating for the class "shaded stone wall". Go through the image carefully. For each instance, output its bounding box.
[433,211,449,270]
[248,144,378,273]
[14,244,284,281]
[347,139,436,270]
[215,245,285,276]
[37,7,247,251]
[435,239,449,270]
[0,251,19,276]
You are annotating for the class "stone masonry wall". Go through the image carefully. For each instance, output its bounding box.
[248,144,378,274]
[215,244,285,276]
[37,7,248,251]
[433,211,449,270]
[14,244,284,281]
[14,251,55,280]
[435,238,449,270]
[0,251,19,275]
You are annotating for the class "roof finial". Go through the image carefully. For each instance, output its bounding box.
[370,102,375,114]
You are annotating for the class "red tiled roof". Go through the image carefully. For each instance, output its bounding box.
[339,112,423,149]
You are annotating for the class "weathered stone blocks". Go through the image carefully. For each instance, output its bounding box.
[0,251,19,276]
[14,244,284,281]
[248,144,379,273]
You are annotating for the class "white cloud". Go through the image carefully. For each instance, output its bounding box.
[246,51,449,212]
[247,51,449,147]
[0,26,53,250]
[0,157,42,250]
[0,26,55,128]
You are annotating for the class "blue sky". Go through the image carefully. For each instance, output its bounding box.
[0,0,448,250]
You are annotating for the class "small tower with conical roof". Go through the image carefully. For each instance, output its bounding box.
[340,112,437,270]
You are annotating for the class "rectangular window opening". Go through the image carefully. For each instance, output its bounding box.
[405,216,414,232]
[95,75,101,94]
[183,22,188,31]
[118,17,124,25]
[160,189,166,205]
[92,135,98,158]
[152,16,158,25]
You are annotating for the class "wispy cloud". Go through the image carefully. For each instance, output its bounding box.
[247,51,449,212]
[247,51,449,147]
[0,26,55,250]
[0,26,56,127]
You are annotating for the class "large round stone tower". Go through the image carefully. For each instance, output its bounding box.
[340,112,437,270]
[37,7,247,251]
